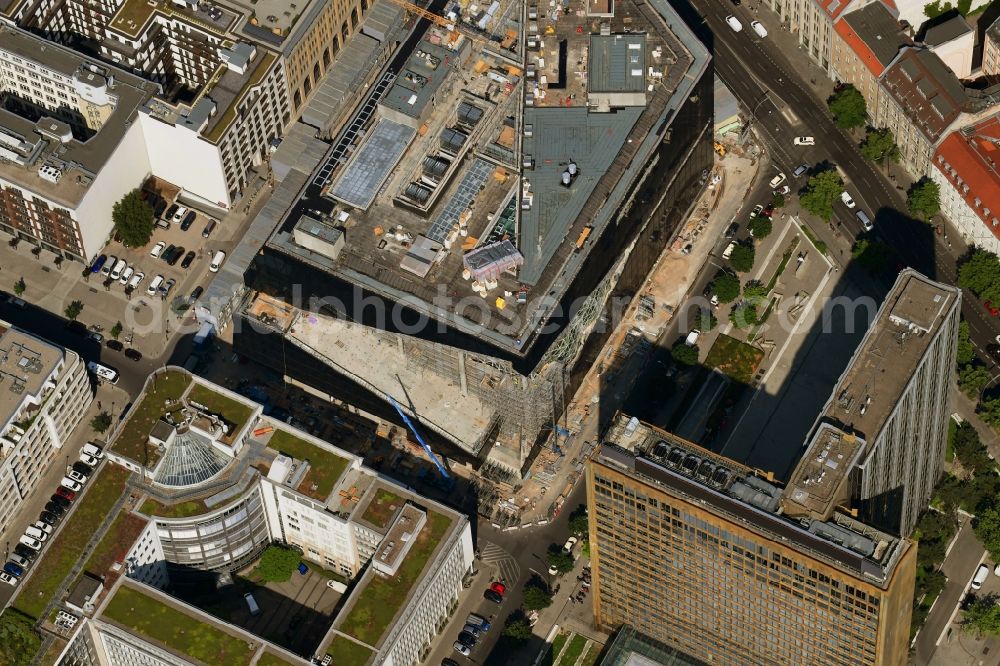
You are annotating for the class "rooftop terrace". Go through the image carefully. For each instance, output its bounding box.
[599,415,908,587]
[0,325,66,434]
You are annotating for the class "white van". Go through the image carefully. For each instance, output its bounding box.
[973,564,990,590]
[725,15,743,31]
[722,241,737,260]
[856,210,874,232]
[109,259,127,281]
[751,20,767,37]
[209,250,226,273]
[101,255,117,277]
[147,274,164,296]
[244,592,261,616]
[172,205,188,224]
[82,442,105,459]
[86,361,119,384]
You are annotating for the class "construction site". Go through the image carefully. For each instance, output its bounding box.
[234,0,713,482]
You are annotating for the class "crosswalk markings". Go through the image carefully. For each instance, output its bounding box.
[479,540,520,585]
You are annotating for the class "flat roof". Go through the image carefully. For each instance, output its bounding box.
[0,25,158,207]
[598,415,908,587]
[379,40,460,120]
[0,325,67,432]
[327,118,415,209]
[588,34,647,93]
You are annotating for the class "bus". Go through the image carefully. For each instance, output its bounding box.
[86,361,119,384]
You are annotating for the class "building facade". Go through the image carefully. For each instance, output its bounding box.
[932,117,1000,256]
[0,323,92,536]
[831,3,909,115]
[587,419,917,666]
[765,0,858,74]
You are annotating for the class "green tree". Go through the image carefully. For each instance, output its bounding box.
[907,179,941,221]
[255,545,301,582]
[671,342,699,367]
[957,321,975,365]
[112,189,155,248]
[730,302,759,329]
[959,363,991,399]
[522,584,553,611]
[851,239,890,273]
[743,280,769,301]
[858,127,900,173]
[64,300,83,321]
[771,193,786,208]
[749,216,773,240]
[111,321,123,340]
[90,411,112,434]
[975,505,1000,562]
[698,309,718,332]
[963,594,1000,637]
[730,244,756,273]
[568,507,588,535]
[978,395,1000,429]
[13,278,25,297]
[800,170,844,222]
[915,508,958,544]
[712,273,741,303]
[827,86,867,129]
[958,250,1000,302]
[0,609,42,666]
[952,422,990,472]
[547,548,574,574]
[502,614,533,642]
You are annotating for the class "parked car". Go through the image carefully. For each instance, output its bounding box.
[18,535,41,551]
[82,442,104,459]
[774,185,790,195]
[210,250,226,272]
[762,204,775,217]
[147,274,164,296]
[150,241,166,258]
[750,20,767,37]
[483,588,503,604]
[119,265,134,286]
[13,544,36,561]
[106,339,124,352]
[442,659,460,666]
[768,173,786,188]
[462,624,482,638]
[4,562,24,578]
[24,526,47,542]
[101,255,117,277]
[562,536,579,554]
[89,331,103,344]
[166,247,185,266]
[32,521,53,536]
[190,286,204,301]
[9,554,31,570]
[181,250,196,269]
[172,206,188,224]
[109,258,126,281]
[161,244,176,261]
[792,164,809,178]
[202,219,217,238]
[73,461,93,476]
[55,486,76,501]
[39,510,60,526]
[127,272,144,290]
[751,204,764,218]
[724,222,740,238]
[490,581,507,596]
[0,572,17,586]
[44,501,66,516]
[453,642,471,657]
[457,631,477,647]
[90,254,108,274]
[840,191,856,208]
[164,203,179,221]
[49,493,71,508]
[79,452,99,467]
[160,278,176,297]
[124,348,143,362]
[725,14,742,31]
[180,210,197,231]
[68,470,88,484]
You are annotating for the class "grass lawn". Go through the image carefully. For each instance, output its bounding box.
[267,429,350,500]
[112,369,189,466]
[324,635,374,666]
[187,382,255,440]
[704,334,764,384]
[556,634,588,666]
[360,488,404,529]
[339,512,452,646]
[14,464,130,619]
[541,631,569,666]
[139,498,209,519]
[579,641,603,666]
[257,651,302,666]
[103,585,255,665]
[80,512,148,578]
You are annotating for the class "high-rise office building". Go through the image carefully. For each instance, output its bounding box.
[588,416,917,666]
[785,269,960,536]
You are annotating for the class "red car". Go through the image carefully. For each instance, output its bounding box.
[986,300,1000,317]
[762,204,775,217]
[490,581,506,596]
[55,486,76,501]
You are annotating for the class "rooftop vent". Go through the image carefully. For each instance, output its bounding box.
[38,165,62,184]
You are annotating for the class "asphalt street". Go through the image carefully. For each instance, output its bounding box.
[690,0,1000,358]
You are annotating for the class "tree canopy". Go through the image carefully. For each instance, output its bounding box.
[964,595,1000,637]
[975,505,1000,563]
[958,250,1000,302]
[957,321,975,365]
[90,412,112,434]
[730,244,755,273]
[0,609,41,666]
[858,127,900,165]
[546,548,574,574]
[850,239,890,273]
[64,300,83,321]
[749,216,773,240]
[255,544,301,582]
[730,302,759,329]
[13,278,25,297]
[712,273,741,303]
[959,363,991,399]
[568,506,588,535]
[522,584,553,611]
[671,341,699,366]
[502,613,533,642]
[698,309,718,332]
[800,170,844,222]
[743,280,769,302]
[978,395,1000,429]
[907,179,941,221]
[112,189,155,248]
[827,86,867,129]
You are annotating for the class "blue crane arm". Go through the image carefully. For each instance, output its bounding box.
[386,393,451,480]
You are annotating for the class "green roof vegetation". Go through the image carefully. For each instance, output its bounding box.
[326,635,374,666]
[103,585,255,665]
[80,512,148,580]
[267,429,350,500]
[704,334,764,385]
[255,651,302,666]
[14,464,131,619]
[360,489,404,529]
[112,370,190,466]
[339,512,452,646]
[187,383,255,442]
[204,52,277,143]
[109,0,157,36]
[139,498,210,519]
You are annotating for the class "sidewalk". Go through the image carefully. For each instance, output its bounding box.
[511,153,762,524]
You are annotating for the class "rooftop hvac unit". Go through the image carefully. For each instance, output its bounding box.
[38,164,62,184]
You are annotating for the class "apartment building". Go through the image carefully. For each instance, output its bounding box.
[931,115,1000,257]
[0,25,158,261]
[873,46,966,177]
[985,15,1000,76]
[764,0,860,73]
[831,3,910,113]
[922,15,974,79]
[588,417,917,666]
[0,322,92,536]
[794,270,960,536]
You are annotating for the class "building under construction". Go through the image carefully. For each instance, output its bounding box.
[232,0,714,475]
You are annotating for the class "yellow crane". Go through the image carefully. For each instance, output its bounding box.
[380,0,489,45]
